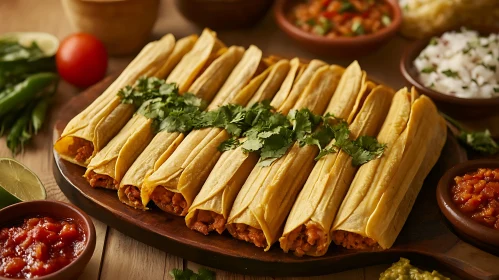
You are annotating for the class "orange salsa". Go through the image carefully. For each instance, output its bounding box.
[451,168,499,230]
[290,0,393,37]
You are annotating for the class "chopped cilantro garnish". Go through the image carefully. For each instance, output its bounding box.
[421,66,436,74]
[117,76,386,167]
[441,69,459,78]
[494,87,499,93]
[339,1,354,13]
[429,37,438,46]
[351,21,364,35]
[306,18,316,26]
[462,86,469,90]
[381,15,392,27]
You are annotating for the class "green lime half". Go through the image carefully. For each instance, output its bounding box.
[0,158,46,209]
[0,32,59,58]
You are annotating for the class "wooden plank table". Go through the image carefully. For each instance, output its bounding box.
[1,1,498,279]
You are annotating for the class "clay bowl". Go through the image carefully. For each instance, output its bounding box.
[400,26,499,120]
[0,200,96,280]
[174,0,274,29]
[62,0,160,56]
[436,160,499,255]
[273,0,402,57]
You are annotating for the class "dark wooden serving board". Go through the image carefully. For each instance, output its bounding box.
[53,77,499,279]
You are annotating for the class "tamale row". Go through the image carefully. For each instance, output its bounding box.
[54,29,447,256]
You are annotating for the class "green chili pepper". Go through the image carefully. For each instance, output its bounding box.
[0,112,16,136]
[0,72,57,117]
[7,107,32,154]
[31,97,50,134]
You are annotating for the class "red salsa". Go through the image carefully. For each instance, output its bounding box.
[290,0,393,37]
[0,216,86,278]
[451,168,499,230]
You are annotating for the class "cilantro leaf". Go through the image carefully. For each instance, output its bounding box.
[421,66,436,74]
[459,130,499,155]
[441,69,459,78]
[169,268,215,280]
[219,137,240,152]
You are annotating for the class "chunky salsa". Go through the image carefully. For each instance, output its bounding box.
[0,216,86,278]
[451,168,499,230]
[291,0,393,37]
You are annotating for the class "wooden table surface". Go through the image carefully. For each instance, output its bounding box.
[1,1,498,280]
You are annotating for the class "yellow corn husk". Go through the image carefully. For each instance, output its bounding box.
[226,61,359,251]
[280,85,395,256]
[84,31,227,189]
[142,55,293,213]
[117,45,246,208]
[54,34,177,166]
[184,58,335,231]
[332,92,447,249]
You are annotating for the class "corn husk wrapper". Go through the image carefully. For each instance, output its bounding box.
[226,61,362,250]
[280,85,395,256]
[84,30,225,188]
[54,34,177,166]
[141,45,268,208]
[332,91,447,249]
[117,45,246,208]
[184,58,333,229]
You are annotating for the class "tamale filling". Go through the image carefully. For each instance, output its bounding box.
[86,171,118,190]
[123,185,143,208]
[189,210,226,235]
[67,138,94,164]
[227,224,267,248]
[150,186,188,216]
[332,230,380,250]
[283,222,328,257]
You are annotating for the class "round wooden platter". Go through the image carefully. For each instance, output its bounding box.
[53,76,499,279]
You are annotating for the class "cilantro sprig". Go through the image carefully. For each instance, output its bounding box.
[443,113,498,155]
[117,76,387,167]
[170,268,215,280]
[118,77,205,132]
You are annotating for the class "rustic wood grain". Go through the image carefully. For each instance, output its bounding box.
[1,0,497,280]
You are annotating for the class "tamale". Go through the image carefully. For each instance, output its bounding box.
[84,30,228,190]
[118,46,246,208]
[279,85,395,257]
[140,45,266,211]
[332,91,447,250]
[143,54,290,216]
[54,34,177,166]
[185,59,339,235]
[225,61,366,251]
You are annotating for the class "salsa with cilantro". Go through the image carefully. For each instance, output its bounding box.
[291,0,393,37]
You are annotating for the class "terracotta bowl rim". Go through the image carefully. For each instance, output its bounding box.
[400,26,499,107]
[0,200,96,280]
[436,159,499,247]
[273,0,402,46]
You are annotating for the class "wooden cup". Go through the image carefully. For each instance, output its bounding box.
[61,0,160,56]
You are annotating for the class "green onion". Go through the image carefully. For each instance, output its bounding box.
[421,66,436,74]
[351,21,364,35]
[339,1,354,13]
[429,37,438,46]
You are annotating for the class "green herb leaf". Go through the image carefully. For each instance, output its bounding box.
[219,137,241,152]
[0,39,45,62]
[351,21,364,35]
[494,87,499,93]
[169,268,215,280]
[429,37,438,46]
[421,66,436,74]
[441,69,459,78]
[306,18,316,26]
[339,1,354,13]
[459,130,499,155]
[381,15,391,27]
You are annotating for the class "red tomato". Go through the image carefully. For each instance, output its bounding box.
[56,33,108,87]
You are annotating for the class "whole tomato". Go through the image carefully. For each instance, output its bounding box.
[56,33,108,87]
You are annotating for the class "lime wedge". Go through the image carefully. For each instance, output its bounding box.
[0,32,59,57]
[0,158,46,209]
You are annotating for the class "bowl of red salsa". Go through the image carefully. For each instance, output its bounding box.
[0,201,96,280]
[274,0,402,56]
[437,159,499,254]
